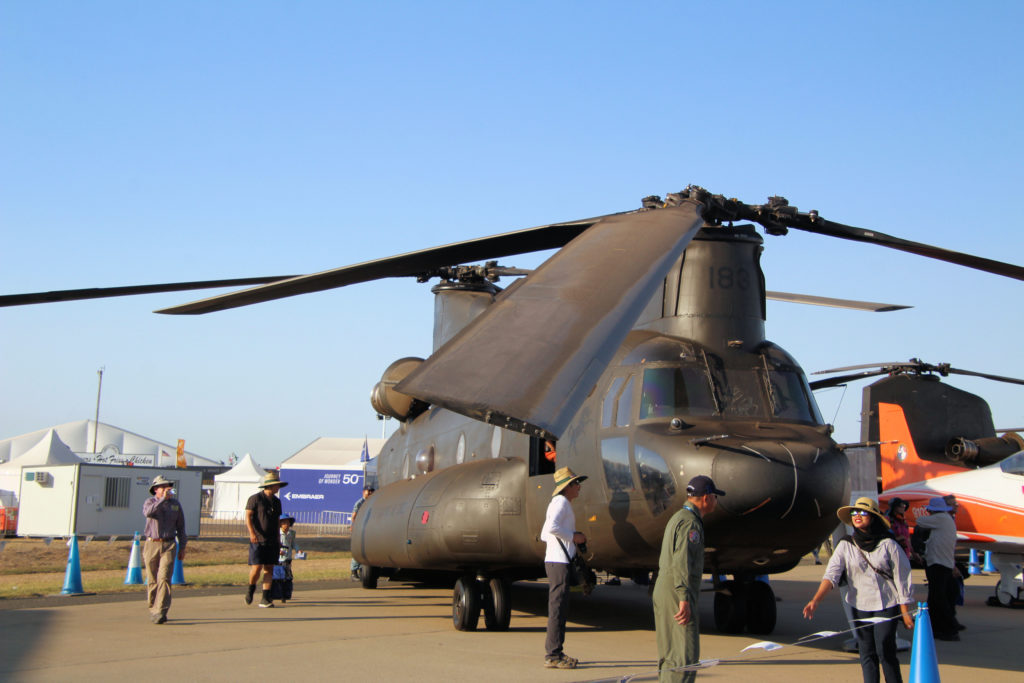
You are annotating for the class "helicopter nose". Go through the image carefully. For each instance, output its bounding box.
[711,440,847,521]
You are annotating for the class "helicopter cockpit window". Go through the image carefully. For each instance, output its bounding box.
[765,368,823,423]
[639,366,716,420]
[615,376,635,428]
[602,376,625,428]
[635,445,675,515]
[600,436,633,491]
[999,451,1024,476]
[716,369,768,418]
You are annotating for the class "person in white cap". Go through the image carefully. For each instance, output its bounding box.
[540,466,588,669]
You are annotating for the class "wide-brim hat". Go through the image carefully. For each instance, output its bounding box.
[837,496,891,528]
[149,475,173,495]
[258,472,289,489]
[552,467,587,497]
[926,497,953,513]
[280,514,295,524]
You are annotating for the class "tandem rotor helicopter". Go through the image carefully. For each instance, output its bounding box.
[5,186,1024,635]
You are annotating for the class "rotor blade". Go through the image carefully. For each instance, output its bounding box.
[787,217,1024,281]
[155,217,604,315]
[766,291,910,312]
[395,201,706,440]
[685,187,1024,281]
[809,369,891,390]
[0,276,295,308]
[812,361,918,374]
[946,368,1024,386]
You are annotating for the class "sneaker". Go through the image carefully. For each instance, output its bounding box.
[544,654,578,669]
[245,586,255,605]
[258,600,274,608]
[150,612,166,624]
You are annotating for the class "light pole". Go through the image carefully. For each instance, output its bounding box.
[93,367,104,453]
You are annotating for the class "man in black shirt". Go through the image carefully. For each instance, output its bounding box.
[245,471,288,608]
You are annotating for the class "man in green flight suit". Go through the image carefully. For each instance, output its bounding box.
[653,475,725,683]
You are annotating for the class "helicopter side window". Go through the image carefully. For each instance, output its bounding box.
[615,376,635,428]
[639,366,716,420]
[600,436,633,491]
[635,445,675,515]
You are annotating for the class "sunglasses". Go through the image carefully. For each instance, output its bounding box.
[850,510,871,517]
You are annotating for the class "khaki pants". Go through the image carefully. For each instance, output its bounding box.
[144,539,176,617]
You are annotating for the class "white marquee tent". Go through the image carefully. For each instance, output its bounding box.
[0,420,220,468]
[0,430,83,507]
[211,453,266,520]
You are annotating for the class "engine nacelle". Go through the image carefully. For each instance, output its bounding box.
[370,357,425,421]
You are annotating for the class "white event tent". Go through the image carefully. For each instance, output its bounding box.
[211,453,266,520]
[0,420,221,468]
[0,430,83,507]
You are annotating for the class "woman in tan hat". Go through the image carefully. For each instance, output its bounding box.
[803,497,914,683]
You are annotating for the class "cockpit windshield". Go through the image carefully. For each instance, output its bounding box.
[999,451,1024,475]
[637,343,823,424]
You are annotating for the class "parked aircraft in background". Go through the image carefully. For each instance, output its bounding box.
[878,401,1024,607]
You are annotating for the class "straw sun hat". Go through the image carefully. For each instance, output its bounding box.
[837,496,891,528]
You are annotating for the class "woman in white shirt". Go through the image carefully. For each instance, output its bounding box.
[803,497,915,683]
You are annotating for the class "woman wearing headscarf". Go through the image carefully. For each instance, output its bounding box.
[803,497,915,683]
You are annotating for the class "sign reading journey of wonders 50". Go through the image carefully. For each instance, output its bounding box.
[277,468,365,517]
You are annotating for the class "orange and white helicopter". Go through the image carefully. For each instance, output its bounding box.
[877,401,1024,607]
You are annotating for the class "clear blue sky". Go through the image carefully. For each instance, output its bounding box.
[2,2,1022,467]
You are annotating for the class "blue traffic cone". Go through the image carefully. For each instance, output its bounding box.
[124,532,144,585]
[968,549,982,575]
[61,536,85,595]
[171,538,187,585]
[983,551,997,573]
[909,602,941,683]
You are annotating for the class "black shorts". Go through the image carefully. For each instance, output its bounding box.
[249,542,281,566]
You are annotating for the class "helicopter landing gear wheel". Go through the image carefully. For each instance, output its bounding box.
[482,577,511,631]
[452,575,481,631]
[713,580,746,634]
[745,580,777,634]
[360,565,379,590]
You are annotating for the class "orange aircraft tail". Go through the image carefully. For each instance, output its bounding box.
[878,401,963,490]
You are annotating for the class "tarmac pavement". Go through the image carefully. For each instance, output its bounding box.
[0,559,1020,682]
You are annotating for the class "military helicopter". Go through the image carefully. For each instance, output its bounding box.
[5,187,1024,635]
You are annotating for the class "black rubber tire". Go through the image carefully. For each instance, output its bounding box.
[745,580,777,634]
[482,578,511,631]
[452,575,480,631]
[361,565,379,590]
[713,580,746,634]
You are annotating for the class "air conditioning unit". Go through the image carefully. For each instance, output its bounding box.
[25,471,51,485]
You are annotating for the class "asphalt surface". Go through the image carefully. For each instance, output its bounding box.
[0,560,1020,682]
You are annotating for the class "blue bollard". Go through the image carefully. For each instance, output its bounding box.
[171,537,187,585]
[969,549,981,575]
[909,602,941,683]
[61,536,84,595]
[983,550,997,573]
[124,531,144,585]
